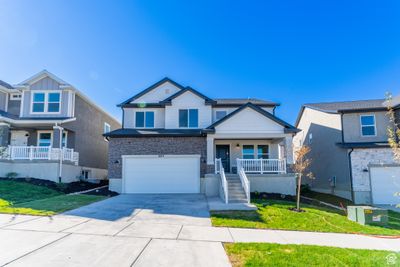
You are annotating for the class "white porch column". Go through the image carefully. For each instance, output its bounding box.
[284,135,294,164]
[206,136,214,165]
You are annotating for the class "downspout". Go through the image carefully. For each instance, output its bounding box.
[53,123,64,183]
[348,148,355,203]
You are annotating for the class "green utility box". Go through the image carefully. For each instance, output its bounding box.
[347,206,388,226]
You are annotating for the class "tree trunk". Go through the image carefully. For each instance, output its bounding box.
[296,173,302,210]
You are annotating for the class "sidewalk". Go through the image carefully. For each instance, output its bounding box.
[180,226,400,252]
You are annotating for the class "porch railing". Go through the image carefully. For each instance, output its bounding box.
[215,158,228,204]
[1,146,79,165]
[236,159,286,174]
[236,160,251,204]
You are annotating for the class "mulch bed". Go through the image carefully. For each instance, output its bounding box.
[0,177,117,196]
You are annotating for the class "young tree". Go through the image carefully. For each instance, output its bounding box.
[293,145,313,211]
[385,93,400,163]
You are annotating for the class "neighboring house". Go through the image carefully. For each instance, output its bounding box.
[294,99,400,205]
[0,70,120,182]
[105,78,299,204]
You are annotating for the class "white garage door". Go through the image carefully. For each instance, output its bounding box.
[370,166,400,205]
[122,155,200,194]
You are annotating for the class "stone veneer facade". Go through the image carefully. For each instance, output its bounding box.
[350,148,397,204]
[108,136,207,179]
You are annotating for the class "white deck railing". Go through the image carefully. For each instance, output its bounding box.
[236,158,286,174]
[1,146,79,165]
[215,158,228,204]
[237,160,250,204]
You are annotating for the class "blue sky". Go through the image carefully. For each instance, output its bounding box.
[0,0,399,123]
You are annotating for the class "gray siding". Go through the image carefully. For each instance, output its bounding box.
[294,107,352,200]
[30,77,60,90]
[0,92,6,111]
[342,111,389,143]
[21,90,70,118]
[62,95,120,169]
[108,137,207,179]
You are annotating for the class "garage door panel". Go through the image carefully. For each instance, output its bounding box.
[123,156,200,194]
[370,167,400,205]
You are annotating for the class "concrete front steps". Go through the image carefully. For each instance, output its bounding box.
[207,174,257,211]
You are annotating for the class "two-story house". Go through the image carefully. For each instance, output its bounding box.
[105,78,299,204]
[294,99,400,205]
[0,70,120,182]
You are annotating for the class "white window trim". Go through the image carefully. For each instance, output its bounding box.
[179,109,199,128]
[104,122,111,133]
[30,91,62,114]
[360,114,377,137]
[37,130,53,147]
[10,93,22,100]
[241,144,270,159]
[135,111,155,128]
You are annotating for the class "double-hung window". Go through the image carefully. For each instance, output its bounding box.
[257,145,269,159]
[179,109,198,128]
[242,145,255,159]
[360,115,376,136]
[32,92,61,113]
[62,132,67,148]
[32,93,45,112]
[48,93,60,112]
[135,111,154,128]
[38,132,52,147]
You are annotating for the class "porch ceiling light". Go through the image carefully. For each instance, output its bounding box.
[236,143,240,148]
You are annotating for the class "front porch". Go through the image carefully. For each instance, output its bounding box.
[203,135,297,207]
[0,122,79,164]
[206,136,294,174]
[1,146,79,164]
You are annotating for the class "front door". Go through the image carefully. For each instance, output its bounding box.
[216,145,230,172]
[10,131,29,146]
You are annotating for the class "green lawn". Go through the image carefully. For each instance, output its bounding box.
[211,200,400,236]
[0,180,107,216]
[225,243,397,267]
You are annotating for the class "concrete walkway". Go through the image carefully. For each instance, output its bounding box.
[0,194,399,266]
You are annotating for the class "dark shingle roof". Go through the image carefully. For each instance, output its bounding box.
[104,128,209,137]
[0,80,14,89]
[214,98,279,107]
[304,99,386,113]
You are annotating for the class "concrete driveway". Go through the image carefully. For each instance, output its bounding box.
[0,194,231,267]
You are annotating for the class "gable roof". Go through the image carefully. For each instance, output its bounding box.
[207,102,299,133]
[295,99,387,127]
[214,98,279,107]
[160,86,216,105]
[0,80,14,90]
[17,69,70,86]
[118,77,186,106]
[304,99,386,113]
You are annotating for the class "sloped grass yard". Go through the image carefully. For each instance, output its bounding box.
[211,200,400,236]
[225,243,396,267]
[0,180,107,216]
